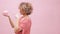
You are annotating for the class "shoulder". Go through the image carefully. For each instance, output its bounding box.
[24,16,31,21]
[19,16,31,23]
[21,16,31,23]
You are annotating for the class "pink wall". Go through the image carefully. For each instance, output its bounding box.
[0,0,60,34]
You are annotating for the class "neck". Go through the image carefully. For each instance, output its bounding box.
[23,14,28,17]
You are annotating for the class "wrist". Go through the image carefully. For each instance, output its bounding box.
[8,16,10,18]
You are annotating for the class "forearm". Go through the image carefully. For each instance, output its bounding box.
[8,16,15,28]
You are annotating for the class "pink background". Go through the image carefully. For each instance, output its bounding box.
[0,0,60,34]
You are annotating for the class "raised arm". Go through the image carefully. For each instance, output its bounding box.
[3,11,15,28]
[3,11,22,33]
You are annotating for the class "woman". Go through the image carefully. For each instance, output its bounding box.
[3,2,33,34]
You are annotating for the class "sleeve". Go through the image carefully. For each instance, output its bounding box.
[20,19,30,31]
[19,18,31,34]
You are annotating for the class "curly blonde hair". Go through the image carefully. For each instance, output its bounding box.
[19,2,33,15]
